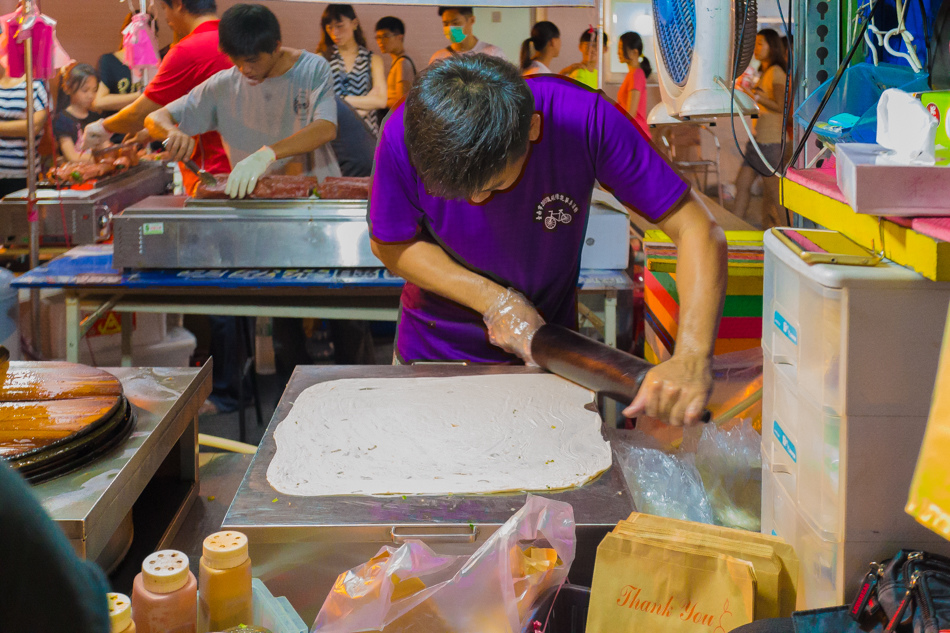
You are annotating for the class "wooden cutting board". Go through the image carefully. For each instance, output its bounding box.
[0,362,123,459]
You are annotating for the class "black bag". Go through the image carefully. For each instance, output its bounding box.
[929,0,950,88]
[848,549,950,633]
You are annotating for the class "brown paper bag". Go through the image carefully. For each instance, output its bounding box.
[625,512,800,616]
[587,532,757,633]
[617,524,783,619]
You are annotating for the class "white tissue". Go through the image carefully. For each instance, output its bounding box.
[876,88,938,165]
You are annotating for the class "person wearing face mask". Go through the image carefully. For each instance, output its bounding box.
[559,28,608,89]
[521,21,560,76]
[429,6,507,65]
[369,54,728,427]
[145,2,340,198]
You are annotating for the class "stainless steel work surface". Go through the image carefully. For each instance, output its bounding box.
[32,365,211,563]
[0,163,173,246]
[223,365,633,622]
[112,195,381,269]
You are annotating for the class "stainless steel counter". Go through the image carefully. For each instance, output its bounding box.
[223,365,634,623]
[112,195,381,269]
[31,364,212,566]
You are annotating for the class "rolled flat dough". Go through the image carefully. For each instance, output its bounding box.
[266,374,613,496]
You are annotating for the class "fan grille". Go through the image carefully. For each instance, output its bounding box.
[733,0,758,79]
[653,0,696,87]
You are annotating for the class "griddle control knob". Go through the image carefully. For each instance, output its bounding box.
[95,204,114,239]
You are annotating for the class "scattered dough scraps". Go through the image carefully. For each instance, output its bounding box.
[266,374,612,496]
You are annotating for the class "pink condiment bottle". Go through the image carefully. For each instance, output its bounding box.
[108,593,135,633]
[131,549,198,633]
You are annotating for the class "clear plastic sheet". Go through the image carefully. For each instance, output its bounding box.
[311,495,575,633]
[614,430,715,524]
[694,421,763,531]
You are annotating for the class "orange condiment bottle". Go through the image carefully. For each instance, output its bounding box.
[131,549,197,633]
[108,592,136,633]
[197,531,253,633]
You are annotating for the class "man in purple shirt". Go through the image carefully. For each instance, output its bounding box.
[369,55,727,426]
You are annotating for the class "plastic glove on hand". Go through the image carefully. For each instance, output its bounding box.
[226,146,276,199]
[80,120,111,152]
[483,288,545,365]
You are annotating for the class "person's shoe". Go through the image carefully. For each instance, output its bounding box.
[198,399,220,417]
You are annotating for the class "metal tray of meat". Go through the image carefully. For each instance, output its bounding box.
[0,162,173,246]
[113,195,380,269]
[222,365,634,623]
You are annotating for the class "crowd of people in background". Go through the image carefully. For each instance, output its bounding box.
[0,0,789,235]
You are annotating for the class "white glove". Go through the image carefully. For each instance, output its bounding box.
[80,120,111,152]
[226,146,277,199]
[483,288,545,365]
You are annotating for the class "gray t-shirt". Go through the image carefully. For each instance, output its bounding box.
[167,50,341,181]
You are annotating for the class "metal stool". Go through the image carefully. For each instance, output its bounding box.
[657,124,723,206]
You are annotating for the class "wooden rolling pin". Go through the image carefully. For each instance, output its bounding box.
[530,324,711,423]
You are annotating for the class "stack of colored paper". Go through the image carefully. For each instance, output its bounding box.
[644,230,764,363]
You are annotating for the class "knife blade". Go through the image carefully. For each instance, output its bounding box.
[162,139,217,187]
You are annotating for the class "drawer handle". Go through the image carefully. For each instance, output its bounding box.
[390,525,478,544]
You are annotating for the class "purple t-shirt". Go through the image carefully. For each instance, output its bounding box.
[369,75,689,363]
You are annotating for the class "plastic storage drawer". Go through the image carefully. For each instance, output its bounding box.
[763,361,842,539]
[763,230,950,418]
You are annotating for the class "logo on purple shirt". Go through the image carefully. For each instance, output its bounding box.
[536,193,579,231]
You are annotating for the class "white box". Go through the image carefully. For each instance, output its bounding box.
[20,291,167,361]
[763,230,950,418]
[81,327,196,367]
[835,142,950,216]
[580,204,630,270]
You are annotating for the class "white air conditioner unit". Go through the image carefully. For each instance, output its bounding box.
[649,0,758,122]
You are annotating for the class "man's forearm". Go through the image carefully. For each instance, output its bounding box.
[371,238,505,315]
[271,120,337,161]
[102,95,161,135]
[661,192,728,359]
[143,108,178,141]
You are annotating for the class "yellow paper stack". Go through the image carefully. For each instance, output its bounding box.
[587,513,800,633]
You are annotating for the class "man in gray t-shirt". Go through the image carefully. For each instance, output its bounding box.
[146,3,341,198]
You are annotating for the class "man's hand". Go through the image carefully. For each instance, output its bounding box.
[623,352,713,426]
[123,128,152,147]
[162,128,196,163]
[226,146,276,199]
[483,288,545,364]
[80,120,111,151]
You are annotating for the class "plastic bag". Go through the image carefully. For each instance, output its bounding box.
[122,12,160,81]
[614,430,715,524]
[311,495,575,633]
[694,420,763,531]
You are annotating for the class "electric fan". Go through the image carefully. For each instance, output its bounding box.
[648,0,759,122]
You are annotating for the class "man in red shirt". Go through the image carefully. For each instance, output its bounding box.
[82,0,232,188]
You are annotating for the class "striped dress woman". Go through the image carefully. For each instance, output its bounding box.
[328,47,379,134]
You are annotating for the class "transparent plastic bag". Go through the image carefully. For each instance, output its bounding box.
[311,495,575,633]
[694,420,763,531]
[614,430,715,524]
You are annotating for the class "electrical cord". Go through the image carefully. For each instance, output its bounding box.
[788,0,879,169]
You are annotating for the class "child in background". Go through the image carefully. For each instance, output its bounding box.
[617,31,652,137]
[560,29,608,89]
[53,64,102,163]
[521,21,560,76]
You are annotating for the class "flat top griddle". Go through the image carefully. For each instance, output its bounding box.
[224,365,632,535]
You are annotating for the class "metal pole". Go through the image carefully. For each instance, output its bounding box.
[596,0,605,90]
[22,0,41,357]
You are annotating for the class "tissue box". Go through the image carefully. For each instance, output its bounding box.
[915,91,950,150]
[836,142,950,216]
